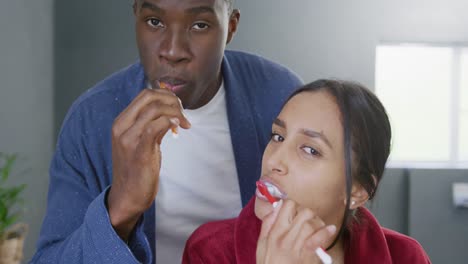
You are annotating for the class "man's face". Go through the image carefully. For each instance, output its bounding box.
[134,0,239,109]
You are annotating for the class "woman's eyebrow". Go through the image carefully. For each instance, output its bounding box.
[274,117,332,149]
[273,118,286,128]
[301,129,332,149]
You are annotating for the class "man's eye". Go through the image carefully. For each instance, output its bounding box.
[192,23,209,30]
[302,146,320,156]
[270,133,284,142]
[146,18,163,28]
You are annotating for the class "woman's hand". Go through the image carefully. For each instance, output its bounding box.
[256,199,337,264]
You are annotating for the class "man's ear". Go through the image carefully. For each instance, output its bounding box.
[226,9,240,44]
[348,183,370,210]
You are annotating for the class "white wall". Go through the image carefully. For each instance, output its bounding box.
[0,0,54,261]
[230,0,468,87]
[54,0,137,134]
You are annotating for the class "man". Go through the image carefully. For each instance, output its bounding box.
[32,0,302,263]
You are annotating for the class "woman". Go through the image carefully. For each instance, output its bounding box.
[182,80,431,263]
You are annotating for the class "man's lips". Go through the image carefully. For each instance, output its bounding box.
[157,76,188,92]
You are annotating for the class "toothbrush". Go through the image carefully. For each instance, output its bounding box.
[315,247,332,264]
[158,81,179,138]
[256,181,280,208]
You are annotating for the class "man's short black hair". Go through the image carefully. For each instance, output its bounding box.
[136,0,234,12]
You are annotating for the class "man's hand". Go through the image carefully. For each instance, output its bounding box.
[107,88,191,241]
[256,200,337,264]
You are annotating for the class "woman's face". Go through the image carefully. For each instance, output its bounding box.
[255,91,348,227]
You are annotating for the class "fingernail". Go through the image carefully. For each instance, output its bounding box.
[273,199,283,210]
[169,117,180,126]
[179,110,191,128]
[326,225,337,234]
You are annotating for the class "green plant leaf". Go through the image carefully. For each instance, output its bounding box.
[1,154,16,183]
[4,213,20,230]
[0,184,26,208]
[0,200,7,221]
[0,153,27,234]
[0,201,10,236]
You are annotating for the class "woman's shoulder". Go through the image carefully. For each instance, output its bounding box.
[349,208,431,263]
[183,218,238,263]
[186,218,237,247]
[382,228,432,263]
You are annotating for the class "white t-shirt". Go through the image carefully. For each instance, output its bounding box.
[155,81,242,264]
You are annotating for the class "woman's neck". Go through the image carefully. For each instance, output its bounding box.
[326,236,345,264]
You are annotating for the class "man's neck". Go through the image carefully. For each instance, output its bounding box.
[189,73,223,109]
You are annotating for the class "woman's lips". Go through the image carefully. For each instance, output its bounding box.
[255,179,287,202]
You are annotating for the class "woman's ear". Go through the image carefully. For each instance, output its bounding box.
[348,183,370,210]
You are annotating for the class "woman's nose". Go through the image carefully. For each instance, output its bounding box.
[265,144,289,176]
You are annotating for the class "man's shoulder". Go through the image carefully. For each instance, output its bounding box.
[224,49,284,68]
[62,62,144,124]
[224,50,303,84]
[382,228,431,263]
[72,62,144,109]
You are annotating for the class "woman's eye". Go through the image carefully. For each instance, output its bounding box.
[146,18,163,28]
[302,146,320,156]
[192,22,209,30]
[270,133,284,142]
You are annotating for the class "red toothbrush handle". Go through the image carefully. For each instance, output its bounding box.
[256,181,277,204]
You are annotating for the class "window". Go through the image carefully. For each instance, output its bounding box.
[460,49,468,161]
[375,44,468,168]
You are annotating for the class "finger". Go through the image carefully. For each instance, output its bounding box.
[268,199,297,240]
[121,103,187,144]
[258,199,283,242]
[138,116,177,156]
[292,218,326,254]
[135,90,191,129]
[113,89,190,137]
[305,225,337,251]
[130,89,178,118]
[292,222,315,253]
[283,209,324,247]
[113,89,157,136]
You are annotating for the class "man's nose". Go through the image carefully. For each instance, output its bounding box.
[159,29,191,65]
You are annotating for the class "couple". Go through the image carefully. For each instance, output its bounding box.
[32,0,430,263]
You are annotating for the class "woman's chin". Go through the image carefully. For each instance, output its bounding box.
[254,197,273,221]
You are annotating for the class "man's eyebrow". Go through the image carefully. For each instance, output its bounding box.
[140,1,164,14]
[301,129,333,149]
[186,6,216,15]
[273,118,286,128]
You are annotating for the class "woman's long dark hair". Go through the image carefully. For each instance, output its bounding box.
[284,79,392,250]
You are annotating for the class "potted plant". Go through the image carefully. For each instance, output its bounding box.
[0,153,27,264]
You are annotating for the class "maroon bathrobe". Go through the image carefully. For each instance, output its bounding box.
[183,198,431,264]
